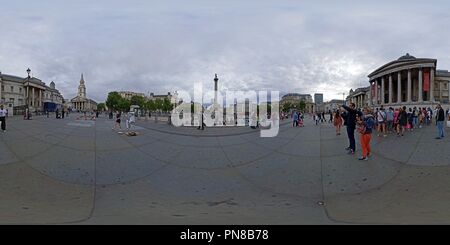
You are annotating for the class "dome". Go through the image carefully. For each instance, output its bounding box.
[398,53,416,61]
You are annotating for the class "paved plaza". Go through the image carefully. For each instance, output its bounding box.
[1,114,450,224]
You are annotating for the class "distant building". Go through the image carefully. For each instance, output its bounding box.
[148,92,178,105]
[323,99,345,112]
[70,74,97,111]
[314,93,324,105]
[280,93,315,113]
[346,86,370,109]
[118,91,146,100]
[0,69,65,115]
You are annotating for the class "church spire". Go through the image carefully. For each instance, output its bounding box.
[80,73,85,84]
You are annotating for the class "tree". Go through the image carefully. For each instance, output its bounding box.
[105,92,122,111]
[154,98,163,112]
[97,103,106,111]
[117,97,131,112]
[162,98,173,112]
[146,100,156,112]
[282,102,292,113]
[130,95,146,108]
[299,100,306,112]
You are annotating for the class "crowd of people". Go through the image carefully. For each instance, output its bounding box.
[338,103,449,161]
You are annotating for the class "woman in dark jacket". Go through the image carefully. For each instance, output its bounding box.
[397,106,407,136]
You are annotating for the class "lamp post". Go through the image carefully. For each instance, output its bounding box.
[26,68,31,119]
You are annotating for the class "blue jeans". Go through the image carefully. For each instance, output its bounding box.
[347,126,356,151]
[437,121,445,138]
[413,117,418,128]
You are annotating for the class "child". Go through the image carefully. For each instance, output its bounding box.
[356,107,375,161]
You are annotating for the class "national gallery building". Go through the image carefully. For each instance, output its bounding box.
[368,54,450,108]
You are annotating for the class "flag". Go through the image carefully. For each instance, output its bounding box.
[423,69,430,92]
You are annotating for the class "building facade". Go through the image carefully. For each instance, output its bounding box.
[70,74,97,111]
[323,99,345,112]
[368,53,450,109]
[118,91,146,100]
[314,93,324,105]
[0,70,65,115]
[280,93,315,113]
[347,86,370,109]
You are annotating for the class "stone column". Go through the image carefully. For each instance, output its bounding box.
[39,89,42,108]
[397,72,402,103]
[407,69,412,102]
[418,69,423,102]
[430,68,435,102]
[32,87,35,107]
[388,75,393,104]
[448,81,450,103]
[26,86,29,106]
[368,82,372,106]
[381,77,385,105]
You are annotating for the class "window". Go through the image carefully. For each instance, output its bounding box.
[11,86,14,92]
[10,98,14,103]
[1,85,3,91]
[19,87,22,93]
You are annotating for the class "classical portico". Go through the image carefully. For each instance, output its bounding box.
[368,54,450,108]
[24,77,46,112]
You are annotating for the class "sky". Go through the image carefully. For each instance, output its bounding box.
[1,0,450,102]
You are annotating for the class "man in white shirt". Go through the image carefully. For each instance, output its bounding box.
[0,105,7,132]
[126,111,136,130]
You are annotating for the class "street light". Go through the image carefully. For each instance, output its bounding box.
[25,68,31,119]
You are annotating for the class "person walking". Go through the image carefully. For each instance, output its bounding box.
[407,108,413,132]
[293,111,299,127]
[397,106,407,136]
[376,106,387,137]
[386,107,394,133]
[436,104,445,139]
[333,110,343,135]
[356,107,375,161]
[0,105,7,132]
[412,107,418,129]
[342,102,358,155]
[113,111,122,130]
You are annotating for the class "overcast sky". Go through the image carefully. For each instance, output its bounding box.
[1,0,449,102]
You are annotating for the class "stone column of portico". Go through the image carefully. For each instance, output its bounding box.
[448,81,450,103]
[418,69,423,102]
[388,75,393,104]
[430,68,435,102]
[26,86,29,106]
[407,69,412,103]
[381,77,385,105]
[397,72,402,103]
[39,90,42,108]
[368,82,372,106]
[32,87,35,108]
